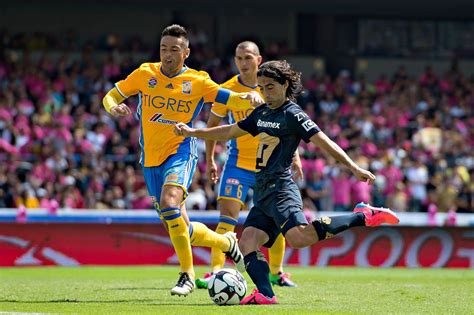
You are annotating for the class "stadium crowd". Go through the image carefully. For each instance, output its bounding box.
[0,31,473,213]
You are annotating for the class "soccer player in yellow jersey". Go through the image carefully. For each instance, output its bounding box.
[102,25,263,297]
[196,42,302,289]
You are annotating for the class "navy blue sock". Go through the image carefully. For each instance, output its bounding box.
[244,251,274,298]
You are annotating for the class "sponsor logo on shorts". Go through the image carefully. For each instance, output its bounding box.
[280,218,289,229]
[150,196,160,211]
[165,174,179,183]
[226,178,240,185]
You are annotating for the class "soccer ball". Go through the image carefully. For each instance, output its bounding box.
[208,268,247,305]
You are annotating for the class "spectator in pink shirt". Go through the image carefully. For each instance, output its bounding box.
[379,159,404,197]
[55,105,74,129]
[351,178,372,204]
[331,168,352,211]
[131,188,153,210]
[375,74,392,94]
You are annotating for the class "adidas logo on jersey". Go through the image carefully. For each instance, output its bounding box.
[166,83,174,89]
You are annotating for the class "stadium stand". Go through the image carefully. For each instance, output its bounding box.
[0,31,472,214]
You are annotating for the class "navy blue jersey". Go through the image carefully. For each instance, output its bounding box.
[238,101,320,198]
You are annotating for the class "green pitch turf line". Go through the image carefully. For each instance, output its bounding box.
[0,266,473,314]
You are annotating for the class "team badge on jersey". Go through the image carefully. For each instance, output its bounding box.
[182,80,192,94]
[148,77,157,88]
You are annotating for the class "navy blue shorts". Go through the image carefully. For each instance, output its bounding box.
[244,180,308,247]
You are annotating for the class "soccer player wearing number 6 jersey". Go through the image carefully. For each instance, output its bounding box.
[174,60,400,304]
[102,24,264,297]
[196,41,299,289]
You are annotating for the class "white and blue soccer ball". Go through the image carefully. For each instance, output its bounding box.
[208,268,247,305]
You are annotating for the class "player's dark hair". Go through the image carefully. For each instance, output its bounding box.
[257,60,303,101]
[161,24,189,48]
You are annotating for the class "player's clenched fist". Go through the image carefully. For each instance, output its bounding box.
[174,122,193,137]
[110,103,132,117]
[352,166,376,185]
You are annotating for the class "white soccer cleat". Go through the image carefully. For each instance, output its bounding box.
[170,272,195,296]
[223,232,246,273]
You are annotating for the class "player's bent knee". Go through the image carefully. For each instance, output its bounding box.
[238,236,254,255]
[218,199,241,219]
[285,227,310,248]
[238,227,268,255]
[161,186,184,208]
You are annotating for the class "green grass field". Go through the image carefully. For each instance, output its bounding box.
[0,266,473,314]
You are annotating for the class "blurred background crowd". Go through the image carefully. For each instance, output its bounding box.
[0,28,472,214]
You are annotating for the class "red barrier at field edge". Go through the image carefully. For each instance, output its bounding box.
[0,224,473,268]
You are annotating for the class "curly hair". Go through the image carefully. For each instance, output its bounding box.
[257,60,303,101]
[161,24,189,48]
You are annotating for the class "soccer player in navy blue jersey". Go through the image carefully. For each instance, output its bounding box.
[174,60,399,304]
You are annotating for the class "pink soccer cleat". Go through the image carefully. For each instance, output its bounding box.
[353,202,400,226]
[240,289,278,305]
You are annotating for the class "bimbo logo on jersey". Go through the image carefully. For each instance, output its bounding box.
[257,119,280,129]
[148,77,157,88]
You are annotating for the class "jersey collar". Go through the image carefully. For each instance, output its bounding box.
[237,75,258,89]
[160,64,188,78]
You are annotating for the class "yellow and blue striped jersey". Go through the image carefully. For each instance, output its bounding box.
[116,62,233,167]
[211,75,261,171]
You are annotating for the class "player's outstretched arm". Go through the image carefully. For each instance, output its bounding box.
[205,113,223,184]
[102,87,132,117]
[310,131,376,184]
[225,90,264,107]
[292,150,304,180]
[174,122,248,141]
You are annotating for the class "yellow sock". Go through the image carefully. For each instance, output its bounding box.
[189,221,230,252]
[161,207,194,280]
[210,216,238,272]
[268,233,285,275]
